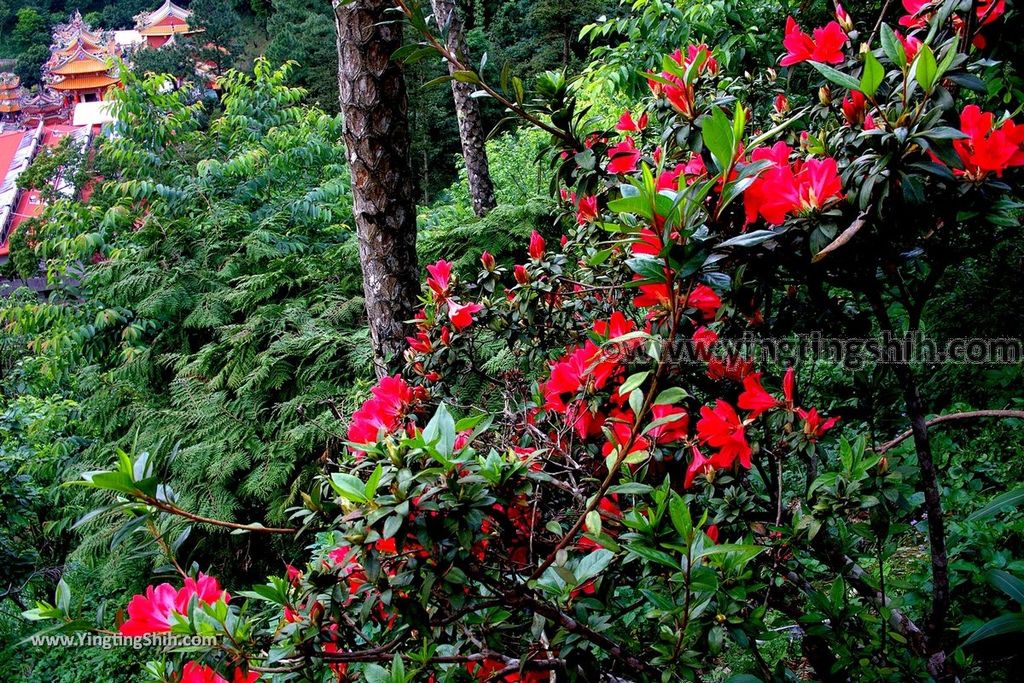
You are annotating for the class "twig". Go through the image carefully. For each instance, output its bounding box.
[139,496,297,534]
[876,409,1024,454]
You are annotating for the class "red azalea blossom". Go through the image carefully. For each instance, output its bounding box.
[797,407,839,441]
[406,331,433,354]
[119,573,228,636]
[899,0,931,28]
[285,564,302,586]
[952,105,1024,180]
[180,661,259,683]
[616,109,648,132]
[895,31,922,61]
[773,93,790,115]
[528,230,545,260]
[696,400,752,469]
[687,284,721,320]
[448,300,483,331]
[647,404,690,444]
[692,326,718,361]
[633,276,675,310]
[783,366,796,407]
[842,91,867,127]
[707,354,755,382]
[744,142,843,225]
[737,372,782,419]
[781,17,847,66]
[576,194,599,223]
[608,136,642,174]
[706,524,720,543]
[685,445,714,488]
[426,259,453,302]
[347,375,415,447]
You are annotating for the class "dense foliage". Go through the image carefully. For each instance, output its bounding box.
[3,1,1024,682]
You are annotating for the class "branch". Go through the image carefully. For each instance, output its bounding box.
[139,496,297,535]
[876,410,1024,454]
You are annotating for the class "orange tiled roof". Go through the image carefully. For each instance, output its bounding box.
[139,24,195,36]
[50,74,120,91]
[0,103,22,113]
[51,52,111,75]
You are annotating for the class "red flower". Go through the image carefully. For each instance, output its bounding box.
[696,400,752,469]
[899,0,930,29]
[657,165,686,192]
[834,2,853,31]
[180,661,259,683]
[616,109,648,132]
[685,446,714,488]
[737,372,781,419]
[285,564,302,586]
[480,250,496,271]
[952,105,1024,180]
[744,143,843,224]
[633,277,675,310]
[782,367,796,407]
[976,0,1005,26]
[687,284,721,320]
[706,524,720,543]
[780,17,846,66]
[647,404,689,444]
[426,260,453,302]
[895,31,922,61]
[608,136,641,174]
[797,407,839,441]
[406,331,433,354]
[448,300,483,331]
[773,93,790,115]
[347,375,414,447]
[576,194,599,223]
[580,496,623,549]
[283,605,301,623]
[119,573,228,636]
[796,158,843,212]
[707,354,755,382]
[602,412,651,460]
[513,264,530,285]
[528,230,546,260]
[692,326,718,361]
[841,91,866,127]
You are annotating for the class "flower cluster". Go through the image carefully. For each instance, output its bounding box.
[951,105,1024,180]
[743,142,843,225]
[118,573,228,636]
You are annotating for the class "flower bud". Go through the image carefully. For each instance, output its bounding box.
[818,86,831,105]
[773,94,790,115]
[480,250,495,271]
[835,2,853,32]
[514,264,530,285]
[528,230,545,261]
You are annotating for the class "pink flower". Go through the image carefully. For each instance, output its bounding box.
[347,375,415,447]
[119,573,228,636]
[616,110,648,132]
[685,446,714,489]
[607,136,641,174]
[426,260,454,301]
[447,300,483,331]
[180,661,260,683]
[834,2,853,31]
[528,230,546,260]
[895,31,922,61]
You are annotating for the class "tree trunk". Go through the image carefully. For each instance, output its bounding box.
[334,0,421,377]
[429,0,497,217]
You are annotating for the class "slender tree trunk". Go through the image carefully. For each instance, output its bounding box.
[429,0,497,217]
[334,0,420,377]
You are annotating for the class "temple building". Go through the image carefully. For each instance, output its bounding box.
[0,73,25,122]
[44,12,121,105]
[135,1,197,49]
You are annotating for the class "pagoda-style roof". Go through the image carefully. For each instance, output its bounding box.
[49,74,120,91]
[54,35,106,57]
[0,73,21,90]
[136,0,193,35]
[21,91,64,114]
[0,73,24,113]
[50,48,112,76]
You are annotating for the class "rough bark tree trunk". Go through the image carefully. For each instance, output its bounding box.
[334,0,421,377]
[429,0,497,217]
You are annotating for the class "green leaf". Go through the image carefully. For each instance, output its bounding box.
[962,613,1024,647]
[860,52,885,97]
[329,473,368,503]
[702,107,735,172]
[912,44,937,92]
[55,579,70,615]
[619,371,650,395]
[654,387,689,405]
[364,464,383,500]
[363,664,390,683]
[988,570,1024,606]
[423,403,457,458]
[575,548,614,585]
[880,23,906,69]
[968,487,1024,522]
[809,61,861,92]
[717,229,780,249]
[669,493,692,538]
[696,543,765,565]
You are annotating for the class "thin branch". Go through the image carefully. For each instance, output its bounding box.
[876,409,1024,454]
[139,496,297,534]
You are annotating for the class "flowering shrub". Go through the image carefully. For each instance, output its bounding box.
[23,2,1024,682]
